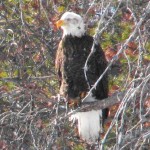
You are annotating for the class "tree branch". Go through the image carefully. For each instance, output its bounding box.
[79,82,149,112]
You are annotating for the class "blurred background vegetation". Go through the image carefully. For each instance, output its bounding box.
[0,0,150,149]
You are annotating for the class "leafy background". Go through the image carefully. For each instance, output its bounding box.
[0,0,150,149]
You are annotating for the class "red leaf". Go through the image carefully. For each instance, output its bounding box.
[105,47,117,61]
[144,97,150,108]
[144,122,150,128]
[0,140,7,150]
[128,42,137,50]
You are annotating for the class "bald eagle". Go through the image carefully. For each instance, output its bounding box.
[55,12,108,142]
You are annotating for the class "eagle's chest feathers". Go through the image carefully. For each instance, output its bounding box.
[67,48,87,61]
[62,36,90,64]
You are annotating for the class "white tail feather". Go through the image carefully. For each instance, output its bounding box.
[70,110,101,142]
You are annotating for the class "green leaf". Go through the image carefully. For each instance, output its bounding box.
[57,6,65,13]
[0,71,7,78]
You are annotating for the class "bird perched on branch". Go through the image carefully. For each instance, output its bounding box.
[55,12,109,142]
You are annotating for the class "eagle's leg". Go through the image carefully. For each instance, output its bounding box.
[68,97,80,108]
[67,91,87,108]
[79,91,87,99]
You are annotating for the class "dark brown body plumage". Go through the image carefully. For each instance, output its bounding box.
[55,34,109,119]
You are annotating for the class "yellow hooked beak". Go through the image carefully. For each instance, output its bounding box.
[56,20,65,28]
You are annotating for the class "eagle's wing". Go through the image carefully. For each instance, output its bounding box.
[94,44,109,120]
[87,43,108,99]
[55,40,63,86]
[95,44,108,99]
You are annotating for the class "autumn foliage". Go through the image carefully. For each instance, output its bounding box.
[0,0,150,149]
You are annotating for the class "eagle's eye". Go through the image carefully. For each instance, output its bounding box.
[66,18,71,21]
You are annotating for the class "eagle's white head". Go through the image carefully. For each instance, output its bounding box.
[56,12,85,37]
